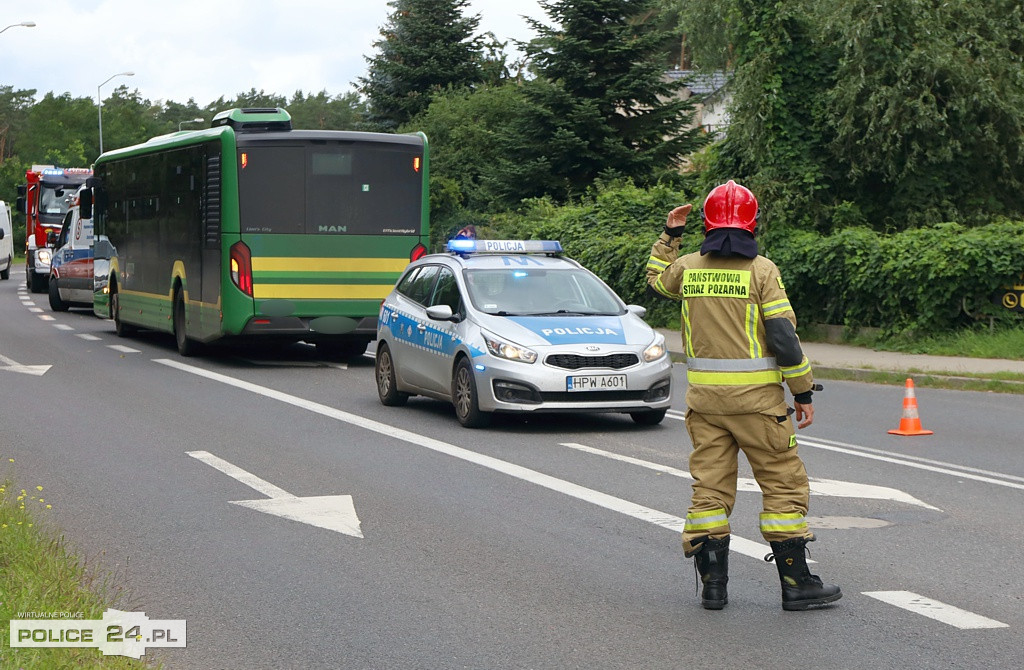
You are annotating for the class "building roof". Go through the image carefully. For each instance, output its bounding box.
[666,70,729,96]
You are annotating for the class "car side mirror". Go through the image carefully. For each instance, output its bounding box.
[46,231,58,246]
[626,304,647,318]
[426,304,458,322]
[0,228,4,240]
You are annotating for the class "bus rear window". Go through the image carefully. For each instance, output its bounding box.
[238,142,423,235]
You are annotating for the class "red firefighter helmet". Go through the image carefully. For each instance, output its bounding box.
[702,180,758,233]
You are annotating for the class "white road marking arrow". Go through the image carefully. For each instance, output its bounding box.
[187,450,363,538]
[0,353,51,376]
[559,442,941,510]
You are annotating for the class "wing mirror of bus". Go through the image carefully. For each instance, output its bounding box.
[79,190,93,220]
[15,196,26,214]
[426,304,457,322]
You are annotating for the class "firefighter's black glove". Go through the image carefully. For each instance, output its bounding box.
[793,390,813,404]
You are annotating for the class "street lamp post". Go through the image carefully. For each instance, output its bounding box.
[97,71,134,155]
[179,117,205,131]
[0,21,36,35]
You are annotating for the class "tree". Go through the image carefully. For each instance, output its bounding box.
[0,86,36,163]
[702,0,838,232]
[99,86,166,155]
[676,0,1024,231]
[359,0,485,131]
[400,84,533,235]
[824,0,1024,227]
[488,0,705,205]
[20,92,99,163]
[287,90,367,130]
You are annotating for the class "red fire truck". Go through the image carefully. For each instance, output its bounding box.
[16,165,93,292]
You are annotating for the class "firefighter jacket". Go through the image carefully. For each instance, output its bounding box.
[647,232,814,415]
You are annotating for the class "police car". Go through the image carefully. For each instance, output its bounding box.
[375,240,673,427]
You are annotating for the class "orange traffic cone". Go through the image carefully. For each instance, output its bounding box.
[888,378,933,436]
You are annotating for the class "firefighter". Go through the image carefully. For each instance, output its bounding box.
[646,180,841,611]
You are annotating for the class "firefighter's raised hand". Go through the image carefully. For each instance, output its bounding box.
[666,204,692,230]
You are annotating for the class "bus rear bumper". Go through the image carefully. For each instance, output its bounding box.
[240,315,378,339]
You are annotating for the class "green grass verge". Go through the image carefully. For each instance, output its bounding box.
[812,366,1024,394]
[0,470,157,669]
[801,321,1024,361]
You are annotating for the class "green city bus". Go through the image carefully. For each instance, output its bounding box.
[84,107,429,357]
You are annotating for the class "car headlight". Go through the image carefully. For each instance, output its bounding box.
[643,334,667,362]
[483,332,537,364]
[37,249,52,264]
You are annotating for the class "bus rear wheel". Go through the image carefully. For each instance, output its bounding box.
[174,289,201,357]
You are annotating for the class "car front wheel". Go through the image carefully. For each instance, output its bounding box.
[452,357,490,428]
[630,409,667,426]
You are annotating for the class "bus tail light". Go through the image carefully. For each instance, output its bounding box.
[230,241,254,297]
[410,243,427,261]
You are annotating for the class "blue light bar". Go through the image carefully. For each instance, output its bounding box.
[445,240,563,254]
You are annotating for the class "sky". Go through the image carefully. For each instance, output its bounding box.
[0,0,546,108]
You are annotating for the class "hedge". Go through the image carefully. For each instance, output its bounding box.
[477,183,1024,334]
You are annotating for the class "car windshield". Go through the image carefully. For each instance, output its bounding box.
[464,268,625,316]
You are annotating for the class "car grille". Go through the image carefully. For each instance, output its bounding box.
[545,353,640,370]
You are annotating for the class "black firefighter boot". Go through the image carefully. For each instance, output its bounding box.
[686,536,729,609]
[765,537,842,611]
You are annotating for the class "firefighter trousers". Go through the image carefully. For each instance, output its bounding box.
[681,406,812,555]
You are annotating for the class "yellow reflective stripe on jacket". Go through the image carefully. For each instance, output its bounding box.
[760,512,808,533]
[687,369,784,386]
[647,255,670,272]
[745,304,761,358]
[682,300,695,357]
[763,299,792,317]
[780,356,811,379]
[653,275,681,299]
[685,508,729,532]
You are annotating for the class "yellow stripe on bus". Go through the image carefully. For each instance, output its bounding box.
[251,257,409,273]
[253,284,395,300]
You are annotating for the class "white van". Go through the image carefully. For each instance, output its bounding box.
[0,200,13,280]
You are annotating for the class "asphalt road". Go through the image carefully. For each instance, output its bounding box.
[1,277,1021,669]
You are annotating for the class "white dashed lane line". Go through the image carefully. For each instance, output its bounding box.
[863,592,1008,629]
[76,334,102,341]
[107,345,141,353]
